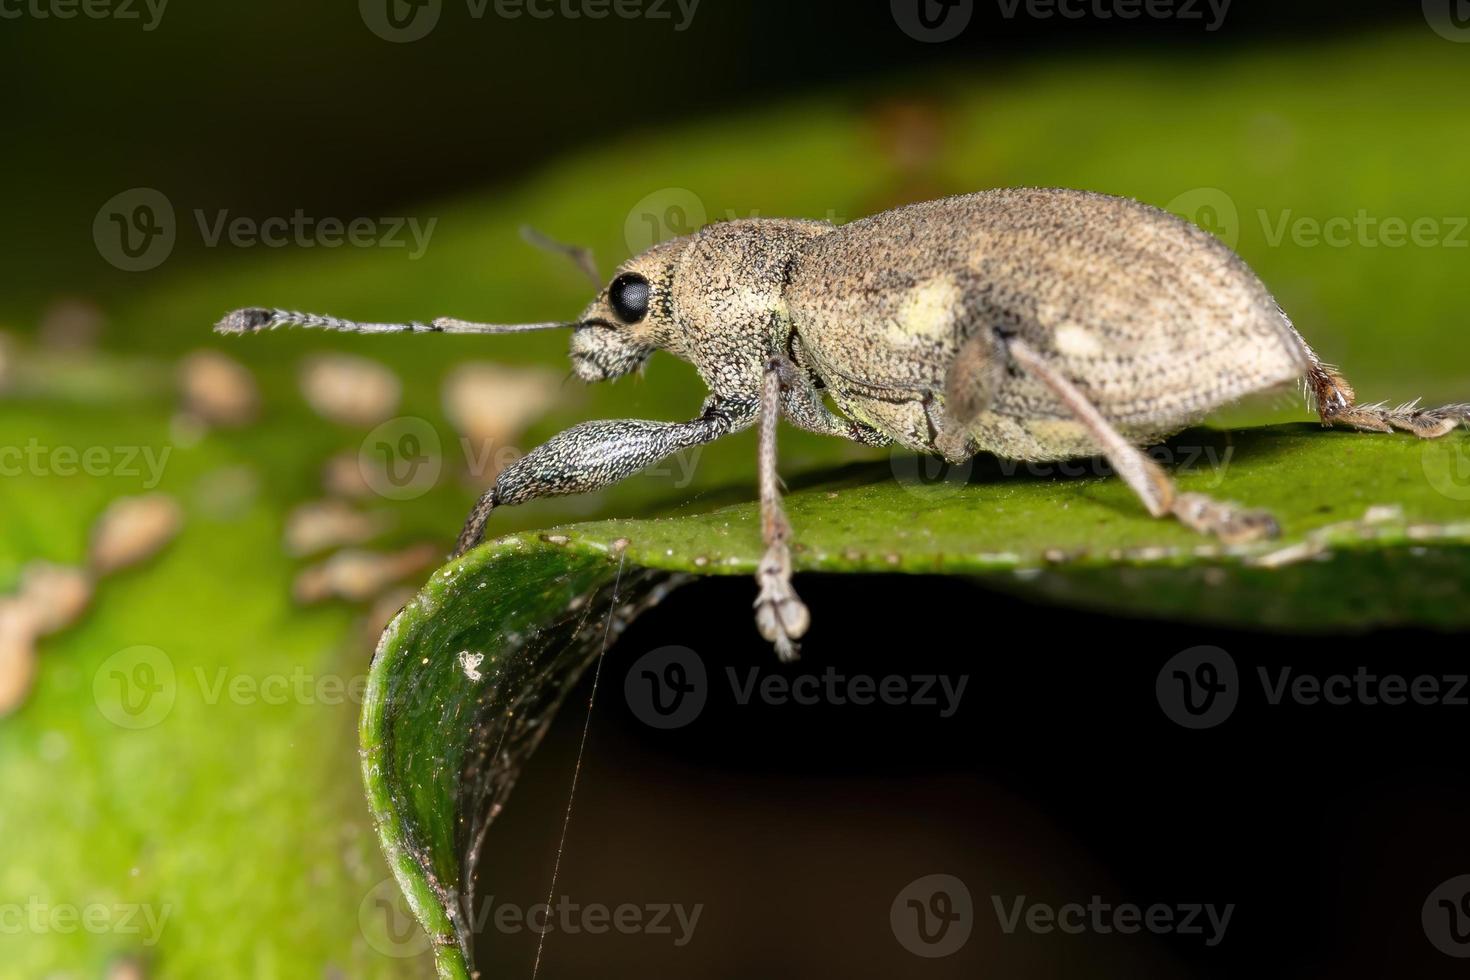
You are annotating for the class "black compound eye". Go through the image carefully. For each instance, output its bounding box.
[608,273,650,324]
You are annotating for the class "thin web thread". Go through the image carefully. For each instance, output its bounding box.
[530,554,625,979]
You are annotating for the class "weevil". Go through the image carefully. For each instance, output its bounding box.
[216,188,1469,659]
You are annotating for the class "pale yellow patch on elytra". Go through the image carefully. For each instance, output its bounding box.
[1054,322,1103,358]
[888,274,961,344]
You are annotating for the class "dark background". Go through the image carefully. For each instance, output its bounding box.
[485,573,1470,977]
[0,0,1421,309]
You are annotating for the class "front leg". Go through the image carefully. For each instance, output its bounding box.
[755,356,814,661]
[453,398,754,556]
[774,360,892,447]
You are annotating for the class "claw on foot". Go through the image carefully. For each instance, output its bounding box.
[1172,493,1280,545]
[754,544,809,661]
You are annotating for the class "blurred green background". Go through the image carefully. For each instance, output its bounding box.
[2,3,1469,977]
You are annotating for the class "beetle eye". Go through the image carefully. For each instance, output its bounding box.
[608,273,650,324]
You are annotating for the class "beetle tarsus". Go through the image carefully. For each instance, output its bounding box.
[754,543,808,662]
[1308,365,1470,438]
[1171,493,1280,545]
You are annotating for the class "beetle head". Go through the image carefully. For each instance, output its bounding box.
[570,237,689,382]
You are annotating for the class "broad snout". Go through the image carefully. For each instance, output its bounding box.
[569,320,650,382]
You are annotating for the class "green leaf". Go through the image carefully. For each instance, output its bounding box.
[364,422,1470,976]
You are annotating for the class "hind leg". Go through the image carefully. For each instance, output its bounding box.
[1006,338,1278,544]
[1307,365,1470,438]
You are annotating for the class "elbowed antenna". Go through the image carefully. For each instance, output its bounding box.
[520,225,602,288]
[213,307,577,336]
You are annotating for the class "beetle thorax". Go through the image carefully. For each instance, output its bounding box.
[669,218,834,400]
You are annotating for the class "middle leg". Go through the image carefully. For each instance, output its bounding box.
[754,356,812,661]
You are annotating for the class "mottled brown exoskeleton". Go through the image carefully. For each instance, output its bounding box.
[217,188,1469,659]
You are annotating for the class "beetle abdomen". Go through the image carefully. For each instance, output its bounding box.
[787,188,1309,459]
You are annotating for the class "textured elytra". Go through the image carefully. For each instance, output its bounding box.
[784,188,1310,460]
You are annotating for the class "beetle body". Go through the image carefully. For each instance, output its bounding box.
[218,187,1468,658]
[784,188,1308,461]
